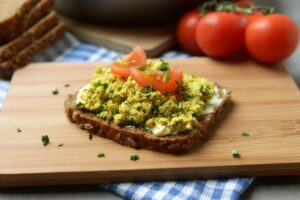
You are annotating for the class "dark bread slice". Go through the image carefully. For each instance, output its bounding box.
[0,21,65,78]
[0,11,59,62]
[0,0,54,44]
[0,0,40,44]
[64,88,231,154]
[15,0,54,40]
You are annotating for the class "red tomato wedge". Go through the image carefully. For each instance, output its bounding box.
[130,67,183,93]
[111,46,147,77]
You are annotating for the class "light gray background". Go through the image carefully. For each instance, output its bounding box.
[1,0,299,199]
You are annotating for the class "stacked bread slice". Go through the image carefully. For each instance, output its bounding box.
[0,0,65,77]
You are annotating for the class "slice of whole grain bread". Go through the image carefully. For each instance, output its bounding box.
[0,21,65,78]
[0,0,40,43]
[64,88,231,154]
[0,11,59,62]
[0,0,54,44]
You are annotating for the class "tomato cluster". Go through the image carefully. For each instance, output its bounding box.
[177,0,299,64]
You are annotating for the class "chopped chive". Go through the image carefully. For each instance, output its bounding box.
[52,88,59,95]
[41,135,50,146]
[97,153,105,158]
[183,94,192,100]
[158,59,170,71]
[138,66,146,71]
[98,104,105,113]
[200,86,209,94]
[94,82,101,88]
[232,149,240,158]
[151,85,156,92]
[89,134,93,141]
[163,72,170,82]
[142,85,155,97]
[17,128,22,133]
[130,154,139,161]
[241,131,250,136]
[228,136,233,142]
[58,143,64,147]
[76,102,83,109]
[164,109,172,119]
[108,90,114,96]
[94,82,108,89]
[64,84,70,87]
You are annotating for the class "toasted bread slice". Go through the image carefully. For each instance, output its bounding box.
[0,21,65,77]
[0,11,59,62]
[65,87,231,154]
[0,0,54,44]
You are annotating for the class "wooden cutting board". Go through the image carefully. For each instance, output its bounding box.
[1,58,300,187]
[61,15,176,57]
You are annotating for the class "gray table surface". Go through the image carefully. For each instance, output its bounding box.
[1,0,300,199]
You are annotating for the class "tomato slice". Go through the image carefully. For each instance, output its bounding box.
[130,67,183,93]
[111,46,147,77]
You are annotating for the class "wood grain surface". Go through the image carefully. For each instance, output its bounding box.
[60,15,176,57]
[0,58,300,187]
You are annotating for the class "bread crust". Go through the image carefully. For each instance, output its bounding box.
[0,21,65,78]
[20,0,54,35]
[0,11,59,62]
[64,88,231,154]
[0,0,54,44]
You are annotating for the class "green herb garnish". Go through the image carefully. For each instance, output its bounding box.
[94,82,108,89]
[41,135,50,146]
[52,88,59,95]
[130,154,139,161]
[228,136,233,142]
[97,153,105,158]
[138,66,146,71]
[163,72,170,82]
[241,131,250,137]
[164,109,172,119]
[232,149,240,158]
[89,134,93,141]
[183,94,192,100]
[98,104,105,113]
[142,85,155,97]
[108,90,114,96]
[142,126,150,131]
[200,86,209,94]
[64,84,70,87]
[158,59,170,71]
[145,85,155,92]
[151,107,158,116]
[130,88,136,95]
[76,102,83,109]
[58,143,64,147]
[17,128,22,133]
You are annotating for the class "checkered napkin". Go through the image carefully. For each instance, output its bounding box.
[0,33,253,200]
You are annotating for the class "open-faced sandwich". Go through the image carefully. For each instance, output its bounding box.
[65,47,231,154]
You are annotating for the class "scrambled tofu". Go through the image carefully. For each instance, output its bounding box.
[77,60,217,136]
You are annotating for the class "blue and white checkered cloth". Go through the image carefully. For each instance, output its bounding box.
[0,33,253,200]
